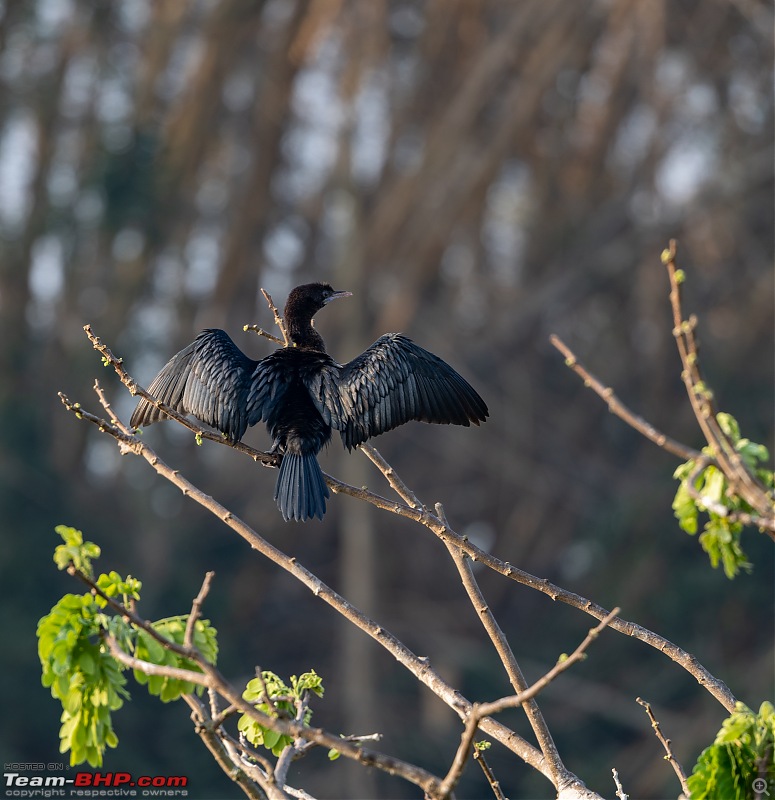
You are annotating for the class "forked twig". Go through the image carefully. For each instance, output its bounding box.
[261,288,290,347]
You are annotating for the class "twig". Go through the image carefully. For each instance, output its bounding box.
[185,571,215,650]
[243,324,285,346]
[261,288,290,347]
[611,767,628,800]
[636,697,690,797]
[438,706,481,798]
[474,746,505,800]
[438,607,619,799]
[476,608,620,718]
[82,325,281,468]
[548,335,700,463]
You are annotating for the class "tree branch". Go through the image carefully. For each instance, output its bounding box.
[60,359,738,715]
[68,563,447,797]
[548,334,701,462]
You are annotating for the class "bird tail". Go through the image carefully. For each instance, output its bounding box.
[274,453,329,521]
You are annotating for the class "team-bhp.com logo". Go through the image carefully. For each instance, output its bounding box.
[5,771,188,796]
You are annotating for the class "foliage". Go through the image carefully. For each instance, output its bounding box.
[37,590,128,767]
[238,670,324,756]
[133,617,218,702]
[672,414,773,578]
[687,702,775,800]
[38,526,219,766]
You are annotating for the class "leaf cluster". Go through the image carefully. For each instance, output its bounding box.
[133,617,218,702]
[238,670,324,756]
[37,590,128,767]
[688,702,775,799]
[672,413,773,578]
[38,526,219,765]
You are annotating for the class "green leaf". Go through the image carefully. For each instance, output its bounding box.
[688,702,775,799]
[238,669,326,756]
[716,412,741,443]
[53,526,102,578]
[133,617,218,703]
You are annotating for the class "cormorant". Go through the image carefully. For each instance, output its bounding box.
[130,283,488,521]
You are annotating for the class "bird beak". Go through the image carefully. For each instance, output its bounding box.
[324,290,352,304]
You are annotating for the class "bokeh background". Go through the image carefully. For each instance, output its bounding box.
[1,1,772,798]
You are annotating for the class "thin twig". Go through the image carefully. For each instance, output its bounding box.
[438,706,482,798]
[438,608,619,799]
[181,693,269,800]
[476,608,621,718]
[185,571,215,650]
[636,697,690,797]
[83,325,281,467]
[243,324,285,346]
[261,288,290,347]
[549,335,700,463]
[473,746,505,800]
[611,767,628,800]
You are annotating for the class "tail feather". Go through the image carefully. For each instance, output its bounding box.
[274,453,329,521]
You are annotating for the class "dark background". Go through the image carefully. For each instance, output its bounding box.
[1,1,772,798]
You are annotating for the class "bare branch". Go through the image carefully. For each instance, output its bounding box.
[549,334,700,463]
[260,288,290,347]
[477,608,621,718]
[243,324,285,346]
[436,503,567,790]
[439,705,482,798]
[611,767,628,800]
[185,571,215,650]
[473,745,506,800]
[636,697,690,797]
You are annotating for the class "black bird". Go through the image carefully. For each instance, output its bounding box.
[130,283,488,521]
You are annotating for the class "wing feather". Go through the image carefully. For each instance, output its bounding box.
[130,329,284,443]
[305,333,488,451]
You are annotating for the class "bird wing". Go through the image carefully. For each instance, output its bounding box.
[130,329,261,442]
[306,333,489,450]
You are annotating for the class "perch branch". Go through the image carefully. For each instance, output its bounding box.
[61,343,737,715]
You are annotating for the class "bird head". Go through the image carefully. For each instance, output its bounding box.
[285,283,352,320]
